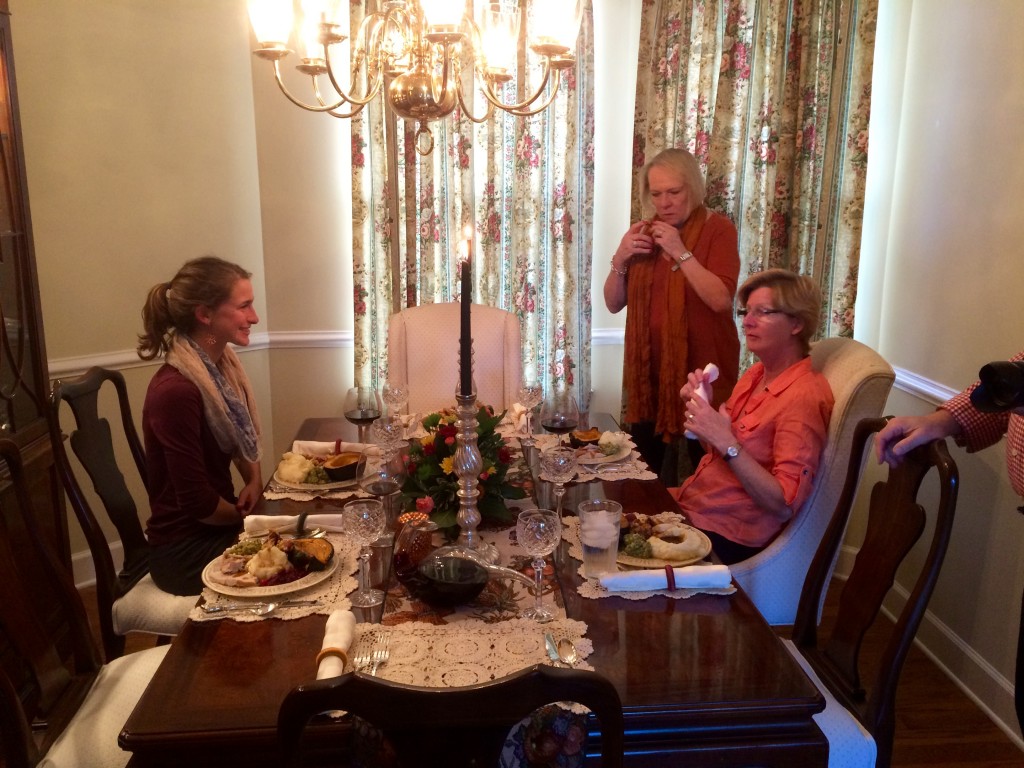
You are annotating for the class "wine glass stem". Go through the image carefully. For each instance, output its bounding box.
[532,557,545,612]
[358,549,371,596]
[358,424,369,443]
[555,485,565,517]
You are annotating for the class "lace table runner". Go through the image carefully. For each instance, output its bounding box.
[563,517,736,602]
[191,534,359,622]
[529,432,658,483]
[339,617,592,687]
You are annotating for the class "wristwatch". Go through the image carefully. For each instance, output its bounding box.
[723,444,741,462]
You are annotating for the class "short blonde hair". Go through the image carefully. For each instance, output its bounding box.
[738,269,822,355]
[639,148,706,214]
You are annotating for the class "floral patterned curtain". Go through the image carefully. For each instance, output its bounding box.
[350,1,596,410]
[633,0,877,352]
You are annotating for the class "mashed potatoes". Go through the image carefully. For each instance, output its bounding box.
[276,451,314,484]
[245,544,289,580]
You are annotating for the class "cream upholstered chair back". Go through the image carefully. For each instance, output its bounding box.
[730,337,895,626]
[388,303,522,414]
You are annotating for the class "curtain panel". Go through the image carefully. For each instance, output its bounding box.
[633,0,877,353]
[350,1,596,412]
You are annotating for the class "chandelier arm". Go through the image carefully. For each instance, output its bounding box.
[271,61,350,113]
[313,12,390,109]
[455,83,494,124]
[326,101,367,119]
[479,63,560,114]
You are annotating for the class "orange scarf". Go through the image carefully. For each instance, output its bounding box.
[623,206,708,441]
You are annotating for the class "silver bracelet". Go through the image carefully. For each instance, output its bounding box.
[610,259,628,276]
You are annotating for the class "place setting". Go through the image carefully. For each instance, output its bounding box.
[191,512,364,622]
[562,499,736,601]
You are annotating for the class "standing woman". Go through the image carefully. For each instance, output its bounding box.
[604,148,740,478]
[137,256,263,595]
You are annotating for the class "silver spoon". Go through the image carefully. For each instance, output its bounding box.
[556,638,580,668]
[201,598,319,616]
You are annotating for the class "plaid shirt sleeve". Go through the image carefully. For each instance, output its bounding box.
[939,350,1024,498]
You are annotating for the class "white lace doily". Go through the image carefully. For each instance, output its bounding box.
[192,534,359,622]
[343,618,593,686]
[262,481,374,502]
[531,433,657,483]
[562,517,736,602]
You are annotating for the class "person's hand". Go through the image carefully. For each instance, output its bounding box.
[678,367,708,402]
[684,397,733,453]
[235,477,263,516]
[648,219,688,263]
[875,411,959,467]
[612,222,653,272]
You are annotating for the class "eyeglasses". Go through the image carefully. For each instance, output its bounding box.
[737,306,789,319]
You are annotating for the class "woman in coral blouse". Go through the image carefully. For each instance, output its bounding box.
[604,148,740,479]
[672,269,834,564]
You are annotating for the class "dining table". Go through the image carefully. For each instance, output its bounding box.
[119,414,827,767]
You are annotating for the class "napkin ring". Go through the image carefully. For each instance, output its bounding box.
[316,646,350,669]
[664,564,677,591]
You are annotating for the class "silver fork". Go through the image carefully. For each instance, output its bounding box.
[368,632,391,676]
[353,632,378,672]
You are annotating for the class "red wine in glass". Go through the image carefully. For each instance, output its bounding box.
[541,416,578,435]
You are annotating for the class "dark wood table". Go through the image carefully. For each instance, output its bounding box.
[121,417,826,767]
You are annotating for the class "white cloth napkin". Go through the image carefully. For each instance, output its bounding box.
[243,513,346,534]
[509,402,528,432]
[599,564,732,592]
[291,440,377,456]
[317,610,356,679]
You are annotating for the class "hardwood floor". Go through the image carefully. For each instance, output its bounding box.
[78,581,1023,766]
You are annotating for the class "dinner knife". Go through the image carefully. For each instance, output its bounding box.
[544,632,562,666]
[201,599,320,613]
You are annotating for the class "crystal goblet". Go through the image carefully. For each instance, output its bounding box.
[343,499,387,607]
[516,381,543,447]
[516,508,562,623]
[539,446,578,518]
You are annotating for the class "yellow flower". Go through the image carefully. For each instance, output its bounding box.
[420,434,434,448]
[440,456,455,475]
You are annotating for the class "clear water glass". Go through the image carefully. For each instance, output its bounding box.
[516,382,543,447]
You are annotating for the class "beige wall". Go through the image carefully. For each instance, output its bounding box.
[10,0,1024,749]
[853,0,1024,744]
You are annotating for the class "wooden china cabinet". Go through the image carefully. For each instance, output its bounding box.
[0,0,70,573]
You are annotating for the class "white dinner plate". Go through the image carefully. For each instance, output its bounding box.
[202,553,339,598]
[616,525,712,569]
[576,444,632,465]
[272,470,358,491]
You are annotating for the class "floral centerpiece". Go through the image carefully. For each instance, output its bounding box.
[401,405,527,530]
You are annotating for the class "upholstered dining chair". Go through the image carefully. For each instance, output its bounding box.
[50,366,196,660]
[278,664,625,768]
[783,416,959,768]
[387,302,522,414]
[730,337,895,625]
[0,438,168,768]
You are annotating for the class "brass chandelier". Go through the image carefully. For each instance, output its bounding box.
[248,0,583,154]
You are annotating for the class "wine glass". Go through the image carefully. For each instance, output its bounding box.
[343,386,382,444]
[516,380,543,447]
[539,446,578,518]
[357,446,409,530]
[540,392,579,445]
[371,416,404,454]
[343,499,387,607]
[382,379,410,422]
[516,508,562,623]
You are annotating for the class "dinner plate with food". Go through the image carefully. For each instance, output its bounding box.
[202,531,338,598]
[570,430,634,465]
[272,449,362,491]
[616,511,712,568]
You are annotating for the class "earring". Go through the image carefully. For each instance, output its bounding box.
[204,333,217,347]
